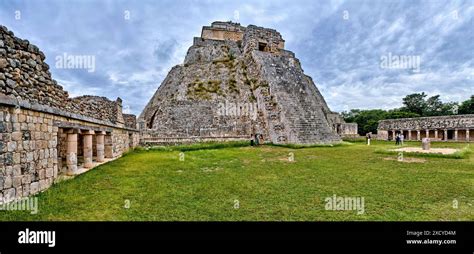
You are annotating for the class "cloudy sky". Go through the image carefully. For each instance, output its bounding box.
[0,0,472,115]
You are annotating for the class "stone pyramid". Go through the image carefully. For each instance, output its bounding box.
[139,21,342,144]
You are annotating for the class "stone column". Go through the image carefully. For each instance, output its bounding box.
[96,131,105,162]
[425,129,429,139]
[83,130,94,168]
[444,129,448,141]
[467,129,470,142]
[105,133,113,158]
[434,130,438,140]
[454,129,458,141]
[416,130,421,141]
[408,130,412,140]
[66,131,78,175]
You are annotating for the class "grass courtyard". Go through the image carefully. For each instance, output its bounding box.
[0,141,472,221]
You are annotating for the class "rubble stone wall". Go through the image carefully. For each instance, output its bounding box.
[0,25,69,109]
[0,25,128,126]
[123,114,137,129]
[68,96,125,125]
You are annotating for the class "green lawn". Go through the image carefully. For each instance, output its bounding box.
[1,141,473,221]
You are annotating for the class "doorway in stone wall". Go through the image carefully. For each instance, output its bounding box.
[447,130,454,140]
[402,130,409,140]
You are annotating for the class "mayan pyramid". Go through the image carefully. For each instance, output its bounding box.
[139,21,343,144]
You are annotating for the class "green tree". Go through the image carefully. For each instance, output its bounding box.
[342,93,472,136]
[384,109,420,119]
[402,92,427,115]
[424,95,444,116]
[342,109,387,135]
[440,102,459,115]
[458,95,474,114]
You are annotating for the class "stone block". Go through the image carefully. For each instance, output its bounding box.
[12,176,22,188]
[3,176,12,189]
[3,188,15,202]
[21,175,31,184]
[6,78,17,88]
[4,153,13,166]
[5,166,13,176]
[30,182,39,195]
[422,138,430,150]
[13,123,21,131]
[13,153,20,164]
[39,179,48,191]
[18,114,26,123]
[45,167,53,178]
[26,151,34,162]
[22,184,30,196]
[12,165,21,176]
[15,186,22,199]
[7,141,17,152]
[0,58,8,69]
[38,169,45,180]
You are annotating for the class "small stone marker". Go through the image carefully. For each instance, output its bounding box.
[422,138,430,150]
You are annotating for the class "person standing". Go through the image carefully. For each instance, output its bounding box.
[395,133,400,145]
[366,133,372,146]
[400,133,405,146]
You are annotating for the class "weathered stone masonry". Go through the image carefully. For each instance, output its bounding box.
[0,25,139,203]
[377,114,474,142]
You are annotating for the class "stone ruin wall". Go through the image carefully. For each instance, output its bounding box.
[68,96,125,126]
[339,123,358,137]
[0,25,139,203]
[201,21,245,42]
[123,113,137,129]
[242,25,285,53]
[377,114,474,141]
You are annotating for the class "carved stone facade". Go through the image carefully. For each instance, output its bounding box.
[377,114,474,141]
[140,21,352,145]
[0,25,139,203]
